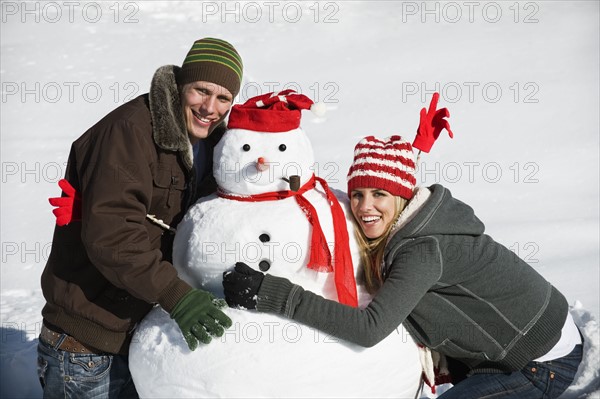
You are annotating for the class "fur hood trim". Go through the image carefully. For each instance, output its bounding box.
[148,65,193,170]
[386,186,432,246]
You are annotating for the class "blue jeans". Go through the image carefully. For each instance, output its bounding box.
[37,337,138,399]
[439,344,583,399]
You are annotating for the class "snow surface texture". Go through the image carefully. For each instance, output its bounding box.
[1,1,599,398]
[129,124,422,397]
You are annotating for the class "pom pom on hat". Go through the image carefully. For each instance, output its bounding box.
[347,136,417,200]
[228,90,319,132]
[310,102,327,117]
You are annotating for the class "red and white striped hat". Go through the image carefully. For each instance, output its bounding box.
[347,136,417,200]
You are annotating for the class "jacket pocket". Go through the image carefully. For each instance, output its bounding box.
[97,285,151,330]
[101,285,131,302]
[432,339,490,362]
[152,166,186,210]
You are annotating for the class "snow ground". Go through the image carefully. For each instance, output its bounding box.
[1,1,599,398]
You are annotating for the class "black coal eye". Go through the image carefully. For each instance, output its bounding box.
[259,233,270,243]
[279,144,287,152]
[243,144,251,151]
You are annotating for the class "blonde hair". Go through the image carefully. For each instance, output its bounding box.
[353,196,409,293]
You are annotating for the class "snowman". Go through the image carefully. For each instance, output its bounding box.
[129,90,421,398]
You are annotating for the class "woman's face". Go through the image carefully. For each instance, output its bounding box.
[350,188,397,239]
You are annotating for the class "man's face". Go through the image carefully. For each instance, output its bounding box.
[180,81,233,143]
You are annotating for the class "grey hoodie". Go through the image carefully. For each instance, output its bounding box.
[256,184,568,373]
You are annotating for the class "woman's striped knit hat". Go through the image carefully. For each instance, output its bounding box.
[347,136,417,200]
[178,37,243,97]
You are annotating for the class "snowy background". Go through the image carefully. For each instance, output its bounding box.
[1,1,599,398]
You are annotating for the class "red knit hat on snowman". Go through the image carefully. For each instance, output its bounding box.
[227,89,326,132]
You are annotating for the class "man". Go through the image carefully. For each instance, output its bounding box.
[38,37,243,398]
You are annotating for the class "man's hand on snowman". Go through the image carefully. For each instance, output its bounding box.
[169,288,232,351]
[222,262,265,310]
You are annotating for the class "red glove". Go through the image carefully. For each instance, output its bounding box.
[412,92,454,153]
[48,179,81,226]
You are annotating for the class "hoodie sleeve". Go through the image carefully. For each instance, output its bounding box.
[257,236,443,347]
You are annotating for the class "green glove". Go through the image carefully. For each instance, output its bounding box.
[170,289,232,351]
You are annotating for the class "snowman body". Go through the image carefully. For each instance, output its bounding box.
[173,190,342,299]
[129,126,421,398]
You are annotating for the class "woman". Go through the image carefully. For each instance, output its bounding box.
[223,134,583,398]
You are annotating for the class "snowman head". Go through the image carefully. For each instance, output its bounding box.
[214,127,314,195]
[214,90,324,195]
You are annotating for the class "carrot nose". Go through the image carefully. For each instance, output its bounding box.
[256,157,269,171]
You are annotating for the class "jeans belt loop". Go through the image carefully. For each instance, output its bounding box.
[53,333,67,351]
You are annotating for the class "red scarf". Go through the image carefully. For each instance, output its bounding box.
[218,175,358,307]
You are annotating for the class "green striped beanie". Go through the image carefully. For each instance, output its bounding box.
[179,37,243,97]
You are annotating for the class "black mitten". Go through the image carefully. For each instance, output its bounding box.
[222,262,265,309]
